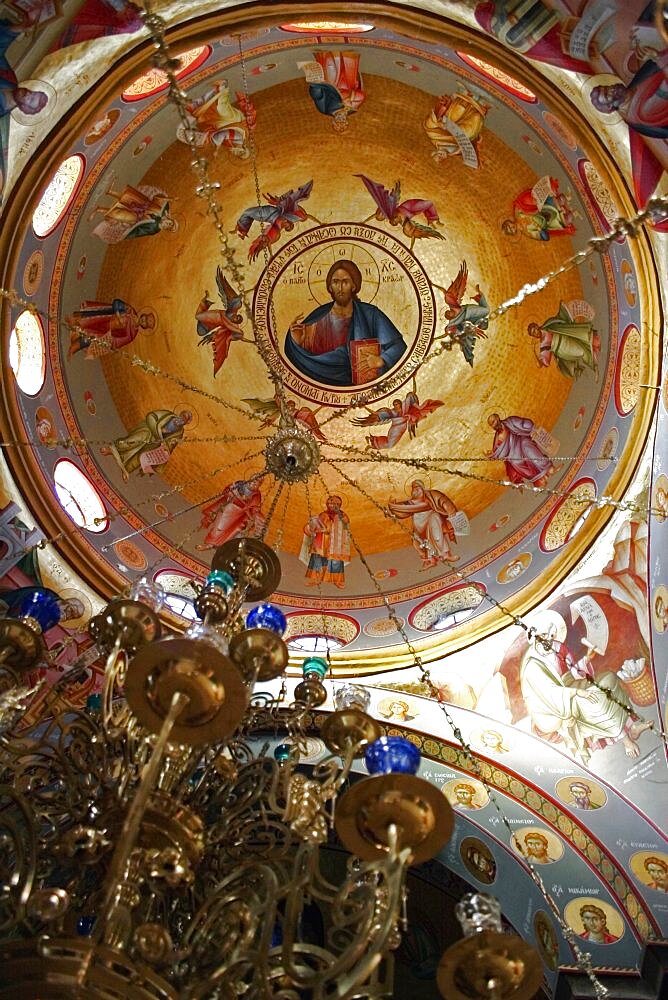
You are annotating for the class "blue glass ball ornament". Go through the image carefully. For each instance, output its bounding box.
[17,589,61,631]
[365,736,421,776]
[246,603,287,636]
[302,656,327,679]
[76,915,96,936]
[86,693,102,714]
[205,570,235,595]
[274,743,294,762]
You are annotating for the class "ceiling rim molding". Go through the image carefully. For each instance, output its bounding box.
[0,0,661,669]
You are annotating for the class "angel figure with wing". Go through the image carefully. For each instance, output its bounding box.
[195,267,252,377]
[232,179,321,261]
[352,387,443,451]
[355,174,444,251]
[242,394,327,443]
[433,260,489,367]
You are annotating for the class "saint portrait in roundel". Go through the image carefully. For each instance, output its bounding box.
[285,259,408,387]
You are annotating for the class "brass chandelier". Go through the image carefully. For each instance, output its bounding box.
[0,481,543,999]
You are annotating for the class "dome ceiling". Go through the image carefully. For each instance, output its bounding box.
[0,2,667,993]
[1,5,659,667]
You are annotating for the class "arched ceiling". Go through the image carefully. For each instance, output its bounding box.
[0,2,660,668]
[0,2,666,994]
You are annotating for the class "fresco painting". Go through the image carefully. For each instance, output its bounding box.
[511,826,565,865]
[527,299,600,380]
[502,175,576,241]
[630,850,668,893]
[0,4,665,972]
[388,481,464,567]
[351,389,443,450]
[481,519,656,766]
[564,898,625,945]
[176,79,256,157]
[533,911,560,970]
[300,495,351,590]
[474,0,668,222]
[355,174,444,250]
[0,17,50,202]
[90,183,178,243]
[100,409,192,482]
[300,50,365,131]
[554,776,607,811]
[460,836,497,884]
[232,179,320,261]
[423,87,490,165]
[285,257,408,387]
[433,260,489,366]
[243,394,327,441]
[197,479,266,551]
[65,299,156,358]
[195,267,249,376]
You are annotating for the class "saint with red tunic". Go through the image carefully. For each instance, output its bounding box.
[502,176,576,241]
[197,480,265,550]
[65,299,155,358]
[301,50,365,132]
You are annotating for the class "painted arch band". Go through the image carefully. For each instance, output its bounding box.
[253,223,436,406]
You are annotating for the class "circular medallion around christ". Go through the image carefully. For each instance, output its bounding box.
[253,223,436,406]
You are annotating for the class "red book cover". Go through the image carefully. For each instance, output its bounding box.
[350,338,381,384]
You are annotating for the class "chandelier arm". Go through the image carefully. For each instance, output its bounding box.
[89,690,189,954]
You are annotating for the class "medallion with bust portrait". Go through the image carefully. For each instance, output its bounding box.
[253,223,436,406]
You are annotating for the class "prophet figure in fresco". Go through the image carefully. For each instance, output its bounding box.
[299,50,365,132]
[388,480,460,567]
[486,413,555,487]
[528,300,600,380]
[232,180,320,262]
[0,19,49,202]
[285,260,407,387]
[300,495,351,589]
[352,390,443,450]
[90,183,177,243]
[423,88,490,167]
[502,175,576,241]
[65,299,155,358]
[177,80,256,157]
[517,611,653,764]
[355,175,444,250]
[195,267,249,377]
[473,1,596,75]
[483,519,657,763]
[197,479,265,551]
[590,56,668,222]
[101,409,191,482]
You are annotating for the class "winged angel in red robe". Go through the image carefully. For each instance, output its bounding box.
[352,390,443,450]
[232,179,321,261]
[356,174,445,251]
[195,267,251,376]
[242,394,327,442]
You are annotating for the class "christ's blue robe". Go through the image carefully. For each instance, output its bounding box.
[285,299,407,386]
